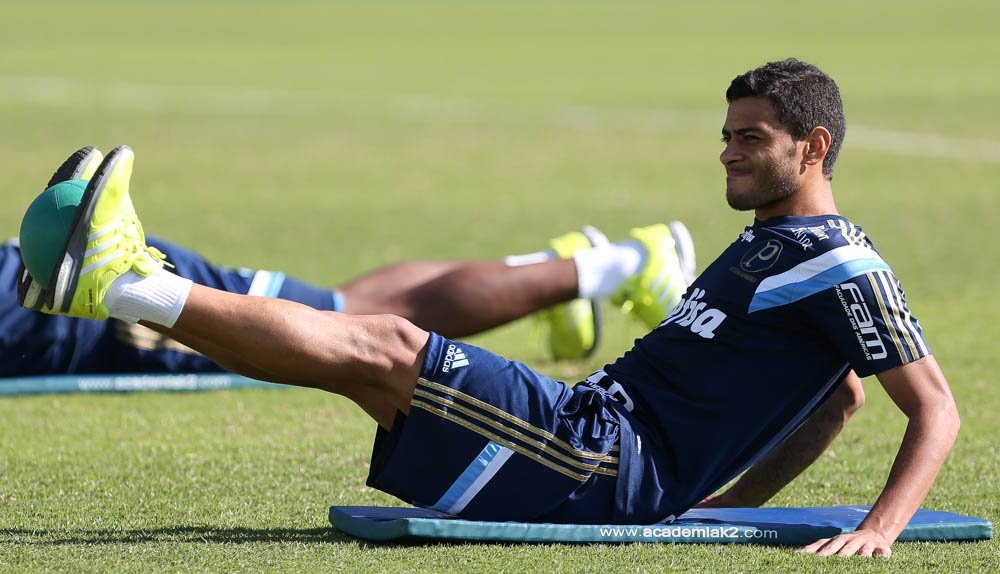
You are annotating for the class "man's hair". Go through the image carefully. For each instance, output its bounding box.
[726,59,846,179]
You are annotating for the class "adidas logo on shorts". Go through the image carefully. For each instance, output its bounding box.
[442,344,470,373]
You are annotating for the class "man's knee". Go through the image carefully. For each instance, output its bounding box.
[329,312,429,385]
[325,313,428,423]
[372,313,431,373]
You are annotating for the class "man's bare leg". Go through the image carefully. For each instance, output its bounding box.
[337,260,464,310]
[151,284,430,428]
[340,259,579,338]
[160,258,579,383]
[333,224,690,342]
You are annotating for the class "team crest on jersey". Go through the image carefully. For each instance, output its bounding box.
[740,239,783,273]
[658,288,727,339]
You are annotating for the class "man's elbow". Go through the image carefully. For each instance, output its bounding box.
[840,372,866,416]
[921,393,961,446]
[941,398,961,443]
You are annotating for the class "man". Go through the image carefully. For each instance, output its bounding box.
[19,59,959,557]
[3,146,694,376]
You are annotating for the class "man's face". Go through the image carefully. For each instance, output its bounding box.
[720,97,804,212]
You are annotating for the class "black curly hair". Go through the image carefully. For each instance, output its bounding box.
[726,59,846,179]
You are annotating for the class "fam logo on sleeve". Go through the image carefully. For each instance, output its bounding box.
[835,281,888,361]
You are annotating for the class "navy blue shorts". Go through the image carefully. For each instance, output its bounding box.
[0,237,341,376]
[368,333,635,524]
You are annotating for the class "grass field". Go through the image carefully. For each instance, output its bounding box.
[1,1,998,572]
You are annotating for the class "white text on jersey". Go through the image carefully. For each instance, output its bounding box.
[659,288,727,339]
[836,282,888,361]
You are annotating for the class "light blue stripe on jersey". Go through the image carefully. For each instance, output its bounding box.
[432,441,514,515]
[749,246,890,313]
[264,272,286,297]
[247,270,287,298]
[332,291,345,313]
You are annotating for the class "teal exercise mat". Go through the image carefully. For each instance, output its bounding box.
[0,373,288,395]
[329,505,992,545]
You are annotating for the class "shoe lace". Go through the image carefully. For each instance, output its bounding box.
[120,216,173,269]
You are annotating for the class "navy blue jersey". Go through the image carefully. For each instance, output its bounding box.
[604,214,930,518]
[1,237,340,376]
[1,242,112,375]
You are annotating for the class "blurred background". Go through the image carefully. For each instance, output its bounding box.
[1,1,997,569]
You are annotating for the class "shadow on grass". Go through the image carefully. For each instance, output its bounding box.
[0,526,360,546]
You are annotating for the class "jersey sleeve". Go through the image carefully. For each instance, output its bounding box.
[801,269,931,377]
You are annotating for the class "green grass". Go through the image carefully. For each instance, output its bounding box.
[1,1,998,572]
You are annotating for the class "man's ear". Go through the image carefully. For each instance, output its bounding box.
[802,126,832,167]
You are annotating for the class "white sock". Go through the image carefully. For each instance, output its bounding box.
[503,250,555,267]
[573,240,646,299]
[104,268,193,327]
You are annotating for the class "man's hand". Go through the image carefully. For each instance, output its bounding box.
[799,529,892,557]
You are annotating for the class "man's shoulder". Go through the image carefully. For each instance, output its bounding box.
[753,216,889,273]
[762,216,876,254]
[743,217,894,314]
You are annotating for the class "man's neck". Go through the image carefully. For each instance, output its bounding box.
[755,180,837,221]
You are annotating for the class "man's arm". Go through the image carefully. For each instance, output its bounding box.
[699,371,865,508]
[800,356,960,557]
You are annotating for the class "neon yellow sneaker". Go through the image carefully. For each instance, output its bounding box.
[18,147,106,311]
[537,226,608,359]
[40,145,167,319]
[668,220,696,286]
[611,221,696,329]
